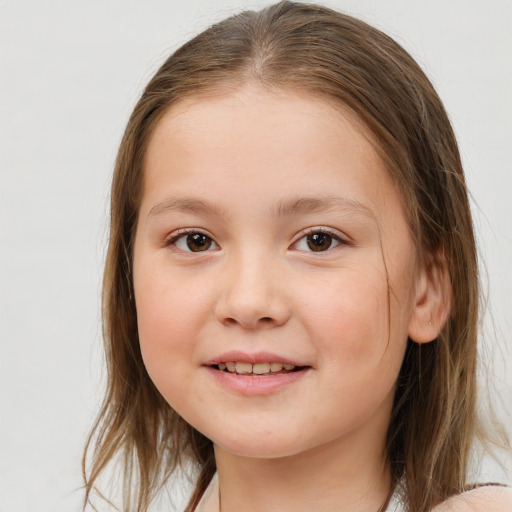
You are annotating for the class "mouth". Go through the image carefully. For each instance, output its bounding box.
[205,353,311,394]
[210,361,308,376]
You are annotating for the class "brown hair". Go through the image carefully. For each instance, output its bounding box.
[84,2,486,511]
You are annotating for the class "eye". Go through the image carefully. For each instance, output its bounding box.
[294,229,343,252]
[169,231,219,252]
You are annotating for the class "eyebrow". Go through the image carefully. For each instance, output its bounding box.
[148,197,227,219]
[147,195,375,221]
[272,196,376,220]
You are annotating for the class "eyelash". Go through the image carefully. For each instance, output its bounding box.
[165,229,219,253]
[293,227,347,252]
[164,227,348,253]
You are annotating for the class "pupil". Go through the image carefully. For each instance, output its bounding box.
[307,233,332,252]
[187,233,211,252]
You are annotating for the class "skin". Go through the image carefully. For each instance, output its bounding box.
[133,86,448,512]
[433,487,512,512]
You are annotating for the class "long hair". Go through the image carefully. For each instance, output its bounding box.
[83,2,483,511]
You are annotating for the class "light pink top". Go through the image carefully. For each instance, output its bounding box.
[195,473,404,512]
[194,474,510,512]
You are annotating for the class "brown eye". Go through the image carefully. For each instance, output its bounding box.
[186,233,213,252]
[172,232,218,252]
[293,229,343,253]
[306,232,334,252]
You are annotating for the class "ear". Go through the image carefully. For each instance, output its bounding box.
[408,252,451,344]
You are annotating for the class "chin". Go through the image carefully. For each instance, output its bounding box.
[218,443,301,460]
[211,431,305,459]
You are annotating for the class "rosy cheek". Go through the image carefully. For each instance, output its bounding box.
[136,292,196,412]
[135,263,212,371]
[306,269,390,365]
[135,274,182,368]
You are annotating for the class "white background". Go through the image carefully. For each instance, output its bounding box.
[1,0,511,511]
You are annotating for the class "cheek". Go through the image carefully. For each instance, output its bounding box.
[307,266,388,354]
[135,260,211,341]
[134,263,211,403]
[301,263,408,388]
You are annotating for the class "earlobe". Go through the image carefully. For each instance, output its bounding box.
[408,254,451,344]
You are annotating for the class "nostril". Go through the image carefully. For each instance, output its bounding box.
[222,316,274,327]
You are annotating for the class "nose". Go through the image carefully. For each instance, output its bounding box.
[214,251,291,330]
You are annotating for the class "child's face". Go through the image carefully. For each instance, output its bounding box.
[133,86,420,459]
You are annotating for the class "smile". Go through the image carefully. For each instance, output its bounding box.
[212,361,304,375]
[204,351,311,394]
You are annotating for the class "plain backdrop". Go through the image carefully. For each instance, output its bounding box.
[1,0,511,511]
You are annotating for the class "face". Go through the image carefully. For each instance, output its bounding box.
[133,86,420,459]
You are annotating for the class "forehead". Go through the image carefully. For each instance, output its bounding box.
[142,86,404,228]
[147,86,375,155]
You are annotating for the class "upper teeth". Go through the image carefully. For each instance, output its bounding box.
[218,362,296,374]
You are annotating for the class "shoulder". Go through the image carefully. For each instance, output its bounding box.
[432,485,512,512]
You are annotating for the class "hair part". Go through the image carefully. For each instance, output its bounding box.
[84,2,484,511]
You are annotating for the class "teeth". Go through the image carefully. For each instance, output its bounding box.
[235,362,252,374]
[253,363,270,374]
[218,361,297,375]
[270,362,283,372]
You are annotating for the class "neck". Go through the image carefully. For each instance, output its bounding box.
[214,432,392,512]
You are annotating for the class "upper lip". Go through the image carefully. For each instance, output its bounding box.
[203,350,308,367]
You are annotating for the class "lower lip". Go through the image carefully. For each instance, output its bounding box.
[205,366,310,395]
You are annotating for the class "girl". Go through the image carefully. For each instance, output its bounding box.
[83,2,511,511]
